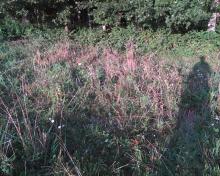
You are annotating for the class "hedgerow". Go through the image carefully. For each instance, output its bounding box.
[0,0,214,32]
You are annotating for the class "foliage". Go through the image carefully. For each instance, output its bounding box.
[0,0,78,26]
[0,0,214,32]
[72,26,220,57]
[165,0,212,32]
[0,17,32,40]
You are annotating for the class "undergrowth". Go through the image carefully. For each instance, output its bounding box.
[72,26,220,57]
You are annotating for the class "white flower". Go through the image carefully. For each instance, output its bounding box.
[211,123,215,126]
[215,116,220,121]
[49,118,55,123]
[78,63,82,66]
[102,25,106,31]
[58,125,65,129]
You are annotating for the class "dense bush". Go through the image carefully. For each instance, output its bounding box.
[0,0,214,32]
[0,0,80,27]
[72,26,220,57]
[165,0,212,32]
[0,17,32,40]
[86,0,213,32]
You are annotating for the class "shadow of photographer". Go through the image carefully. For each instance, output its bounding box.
[163,56,212,175]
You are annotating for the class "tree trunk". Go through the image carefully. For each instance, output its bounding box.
[208,0,220,31]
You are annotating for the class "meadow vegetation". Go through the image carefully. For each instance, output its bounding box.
[0,28,219,175]
[1,0,220,175]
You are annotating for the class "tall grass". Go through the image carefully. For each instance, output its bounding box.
[0,36,220,175]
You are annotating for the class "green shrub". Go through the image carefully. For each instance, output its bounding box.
[165,0,212,32]
[0,0,214,32]
[0,0,78,27]
[89,0,212,32]
[0,17,28,40]
[72,26,220,57]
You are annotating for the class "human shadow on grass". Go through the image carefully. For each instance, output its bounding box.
[163,57,212,176]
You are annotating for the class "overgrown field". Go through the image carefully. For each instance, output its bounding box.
[0,29,220,176]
